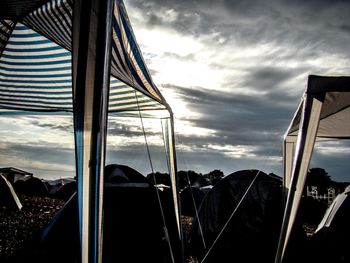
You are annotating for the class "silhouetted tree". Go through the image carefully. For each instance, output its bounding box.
[305,168,333,195]
[178,170,209,189]
[205,169,224,185]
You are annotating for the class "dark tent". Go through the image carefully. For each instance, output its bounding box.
[14,177,48,196]
[189,169,283,263]
[104,164,150,185]
[0,167,33,184]
[34,165,180,263]
[308,185,350,263]
[180,186,205,217]
[0,174,22,210]
[49,181,76,201]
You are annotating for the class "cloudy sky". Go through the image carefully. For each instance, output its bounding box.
[1,0,350,181]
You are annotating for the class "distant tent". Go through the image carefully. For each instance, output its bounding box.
[104,164,150,185]
[275,75,350,262]
[38,165,180,263]
[189,170,283,263]
[14,176,48,196]
[0,173,22,210]
[200,185,213,195]
[48,179,76,201]
[0,167,33,184]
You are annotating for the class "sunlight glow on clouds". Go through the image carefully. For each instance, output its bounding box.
[108,134,164,147]
[206,144,257,158]
[0,116,74,148]
[0,0,349,180]
[174,119,216,137]
[316,141,350,156]
[137,28,202,57]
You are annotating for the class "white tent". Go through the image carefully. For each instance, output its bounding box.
[275,75,350,263]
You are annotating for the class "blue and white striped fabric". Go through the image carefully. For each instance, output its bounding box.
[0,0,167,114]
[0,23,72,112]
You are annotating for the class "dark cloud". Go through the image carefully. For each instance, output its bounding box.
[310,141,350,182]
[1,0,348,182]
[122,0,350,181]
[175,145,283,176]
[170,83,295,133]
[243,67,297,91]
[161,84,292,167]
[29,119,73,133]
[0,142,75,179]
[107,122,144,137]
[2,143,74,165]
[126,0,350,55]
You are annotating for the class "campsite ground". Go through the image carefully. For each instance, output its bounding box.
[0,195,64,260]
[1,195,197,262]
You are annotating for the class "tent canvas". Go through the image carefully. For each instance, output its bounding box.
[0,0,182,262]
[0,173,22,210]
[307,185,350,262]
[316,185,350,232]
[37,165,181,263]
[275,75,350,263]
[190,170,283,263]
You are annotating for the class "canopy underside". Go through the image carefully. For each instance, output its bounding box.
[287,91,350,139]
[0,0,167,115]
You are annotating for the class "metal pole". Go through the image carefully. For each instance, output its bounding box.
[169,111,185,263]
[72,0,114,262]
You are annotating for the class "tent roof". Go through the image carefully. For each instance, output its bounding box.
[286,75,350,140]
[277,75,350,263]
[0,0,169,115]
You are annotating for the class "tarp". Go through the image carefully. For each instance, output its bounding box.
[275,75,350,263]
[0,173,22,210]
[190,170,283,263]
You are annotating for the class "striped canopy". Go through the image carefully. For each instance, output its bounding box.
[0,0,167,115]
[0,1,182,262]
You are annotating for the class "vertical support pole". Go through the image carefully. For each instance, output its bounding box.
[72,0,114,262]
[169,113,184,263]
[275,94,323,263]
[283,137,295,199]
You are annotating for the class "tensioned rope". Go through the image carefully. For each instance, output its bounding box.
[200,170,262,263]
[134,90,176,263]
[118,4,176,260]
[185,170,207,250]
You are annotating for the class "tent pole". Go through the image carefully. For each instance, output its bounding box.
[274,94,322,263]
[169,111,185,263]
[162,106,184,263]
[72,0,113,262]
[283,137,295,201]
